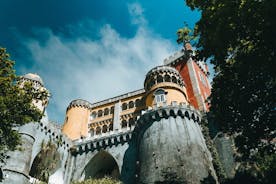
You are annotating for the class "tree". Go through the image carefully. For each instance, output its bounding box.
[0,47,46,162]
[183,0,276,182]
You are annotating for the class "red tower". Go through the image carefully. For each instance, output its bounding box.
[164,44,211,111]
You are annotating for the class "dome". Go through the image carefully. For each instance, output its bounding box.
[144,65,185,91]
[23,73,44,85]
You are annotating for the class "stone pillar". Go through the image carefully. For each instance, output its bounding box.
[136,106,217,184]
[113,101,121,131]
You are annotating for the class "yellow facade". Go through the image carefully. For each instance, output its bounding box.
[62,106,90,140]
[62,65,189,141]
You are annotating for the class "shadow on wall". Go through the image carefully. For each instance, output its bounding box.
[29,140,61,182]
[0,168,3,182]
[83,151,120,180]
[120,136,139,184]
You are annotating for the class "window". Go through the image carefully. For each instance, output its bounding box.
[122,103,128,110]
[135,99,140,107]
[98,110,103,117]
[90,112,97,120]
[122,120,127,128]
[129,101,134,108]
[110,106,114,114]
[102,125,108,133]
[104,108,109,115]
[154,88,167,103]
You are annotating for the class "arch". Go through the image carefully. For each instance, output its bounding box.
[135,99,140,107]
[89,128,95,137]
[128,101,134,109]
[122,103,127,111]
[110,106,114,114]
[102,125,108,133]
[83,151,120,180]
[157,75,163,83]
[98,110,103,117]
[109,123,113,131]
[164,74,171,82]
[129,118,135,127]
[29,141,61,182]
[172,76,177,84]
[122,120,127,128]
[104,108,109,116]
[90,112,97,120]
[96,127,101,135]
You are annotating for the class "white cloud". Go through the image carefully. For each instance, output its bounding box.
[127,3,147,26]
[18,5,176,123]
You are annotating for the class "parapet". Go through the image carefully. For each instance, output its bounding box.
[22,73,44,86]
[66,99,93,111]
[144,65,185,91]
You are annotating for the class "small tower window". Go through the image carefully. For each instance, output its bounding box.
[153,88,167,103]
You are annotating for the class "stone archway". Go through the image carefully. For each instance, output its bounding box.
[29,141,61,182]
[83,151,120,180]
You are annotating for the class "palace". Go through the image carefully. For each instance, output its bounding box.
[1,44,218,184]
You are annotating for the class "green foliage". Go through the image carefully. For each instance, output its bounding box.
[183,0,275,183]
[185,0,275,162]
[0,47,45,162]
[201,116,226,182]
[176,27,195,44]
[71,177,122,184]
[29,140,61,182]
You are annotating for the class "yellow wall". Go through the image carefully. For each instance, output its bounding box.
[145,83,187,107]
[62,107,90,140]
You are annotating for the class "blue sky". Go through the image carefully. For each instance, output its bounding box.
[0,0,201,123]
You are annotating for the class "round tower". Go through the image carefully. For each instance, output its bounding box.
[144,65,188,107]
[136,65,217,183]
[62,99,92,140]
[20,73,49,113]
[2,74,48,184]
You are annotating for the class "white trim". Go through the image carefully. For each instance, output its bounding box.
[187,58,207,111]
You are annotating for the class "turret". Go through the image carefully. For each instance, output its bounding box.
[62,99,92,140]
[20,73,49,113]
[135,66,217,183]
[144,65,188,107]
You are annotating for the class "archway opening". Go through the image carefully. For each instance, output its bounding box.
[84,151,120,180]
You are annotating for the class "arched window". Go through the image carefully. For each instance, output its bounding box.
[154,88,167,103]
[102,125,108,133]
[129,118,135,127]
[96,127,101,135]
[129,101,134,108]
[90,129,95,137]
[164,74,171,82]
[135,99,140,107]
[122,120,127,128]
[109,123,113,131]
[110,106,114,114]
[98,110,103,117]
[172,76,177,84]
[157,75,163,83]
[90,112,97,120]
[104,108,109,116]
[122,103,127,111]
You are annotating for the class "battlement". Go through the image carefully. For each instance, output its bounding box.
[164,50,209,76]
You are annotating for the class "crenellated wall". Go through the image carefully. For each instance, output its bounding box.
[1,49,218,184]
